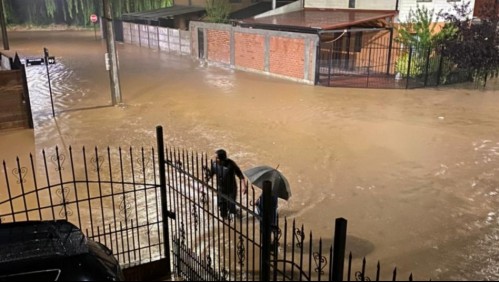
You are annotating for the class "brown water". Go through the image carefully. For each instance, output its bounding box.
[5,30,499,280]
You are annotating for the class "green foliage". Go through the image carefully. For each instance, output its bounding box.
[205,0,231,23]
[438,1,499,86]
[2,0,173,27]
[395,52,423,78]
[396,5,455,49]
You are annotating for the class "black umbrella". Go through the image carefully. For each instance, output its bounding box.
[244,165,291,200]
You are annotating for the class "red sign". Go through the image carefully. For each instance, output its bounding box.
[90,14,98,23]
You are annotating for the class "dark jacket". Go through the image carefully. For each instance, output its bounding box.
[209,159,244,196]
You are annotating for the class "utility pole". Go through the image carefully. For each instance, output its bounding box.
[0,0,9,50]
[103,0,122,105]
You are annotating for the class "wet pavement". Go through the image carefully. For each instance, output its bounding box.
[2,30,499,280]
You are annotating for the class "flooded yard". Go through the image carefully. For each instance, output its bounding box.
[3,30,499,280]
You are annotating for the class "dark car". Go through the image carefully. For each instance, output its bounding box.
[0,220,124,281]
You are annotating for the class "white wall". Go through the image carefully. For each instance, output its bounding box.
[397,0,476,23]
[255,0,303,19]
[305,0,397,10]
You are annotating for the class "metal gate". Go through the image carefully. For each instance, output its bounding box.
[315,29,471,89]
[157,126,419,281]
[0,126,423,281]
[0,144,169,280]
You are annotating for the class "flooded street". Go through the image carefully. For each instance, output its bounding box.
[5,30,499,280]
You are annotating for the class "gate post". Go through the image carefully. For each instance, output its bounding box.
[331,217,347,281]
[406,46,413,89]
[260,180,273,281]
[156,125,171,276]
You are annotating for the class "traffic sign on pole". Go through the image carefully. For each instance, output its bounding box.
[90,14,98,23]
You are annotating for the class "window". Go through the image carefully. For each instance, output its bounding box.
[417,0,432,2]
[447,0,461,2]
[349,0,355,8]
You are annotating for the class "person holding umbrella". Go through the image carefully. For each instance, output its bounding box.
[204,149,248,219]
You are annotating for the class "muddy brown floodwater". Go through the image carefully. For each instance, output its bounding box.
[3,30,499,280]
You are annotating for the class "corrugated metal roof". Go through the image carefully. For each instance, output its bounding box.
[238,8,397,32]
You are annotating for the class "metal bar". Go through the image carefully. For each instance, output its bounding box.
[2,161,14,222]
[107,147,117,237]
[69,147,82,228]
[129,147,141,262]
[307,231,312,281]
[376,261,380,281]
[95,147,107,247]
[386,28,394,74]
[406,46,413,89]
[55,147,67,220]
[260,180,272,281]
[424,47,431,86]
[156,126,171,275]
[332,218,347,281]
[347,252,352,281]
[437,50,444,86]
[42,150,56,220]
[119,147,131,264]
[367,46,372,88]
[141,148,152,260]
[29,154,42,220]
[15,157,28,221]
[283,218,288,281]
[318,27,387,35]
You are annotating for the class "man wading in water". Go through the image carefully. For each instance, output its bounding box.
[204,149,248,219]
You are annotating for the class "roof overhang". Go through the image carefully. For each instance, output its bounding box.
[238,8,398,33]
[122,5,205,22]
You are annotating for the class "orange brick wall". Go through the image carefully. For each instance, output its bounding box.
[269,37,305,79]
[234,32,265,71]
[192,22,318,84]
[207,30,230,64]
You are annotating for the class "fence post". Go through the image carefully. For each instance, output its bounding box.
[406,46,413,89]
[367,46,372,88]
[260,180,273,281]
[436,50,444,86]
[156,125,172,276]
[386,28,394,75]
[424,47,431,86]
[331,218,347,282]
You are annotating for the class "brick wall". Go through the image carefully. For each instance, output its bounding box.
[207,29,231,64]
[191,22,319,84]
[269,37,305,79]
[234,32,265,71]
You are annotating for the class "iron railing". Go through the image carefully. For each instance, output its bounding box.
[316,29,472,89]
[0,126,425,281]
[0,145,165,270]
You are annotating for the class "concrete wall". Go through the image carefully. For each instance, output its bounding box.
[123,22,191,55]
[190,21,319,84]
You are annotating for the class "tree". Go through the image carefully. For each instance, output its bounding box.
[396,5,454,49]
[438,1,499,86]
[205,0,231,24]
[395,5,455,78]
[2,0,172,27]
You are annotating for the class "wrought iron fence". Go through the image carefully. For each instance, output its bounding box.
[0,145,165,272]
[0,126,425,281]
[316,29,472,89]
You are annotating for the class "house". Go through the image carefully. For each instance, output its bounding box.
[187,0,478,87]
[473,0,499,19]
